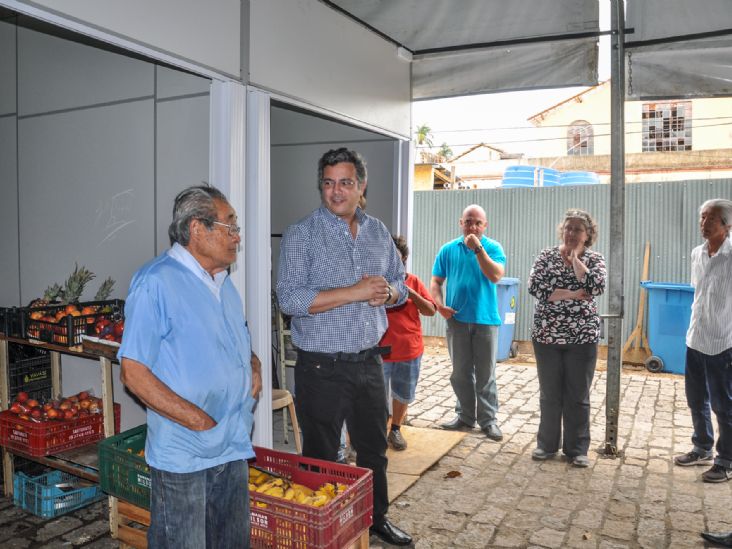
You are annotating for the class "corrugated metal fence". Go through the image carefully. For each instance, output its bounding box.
[411,178,732,343]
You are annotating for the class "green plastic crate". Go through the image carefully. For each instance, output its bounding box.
[98,424,150,509]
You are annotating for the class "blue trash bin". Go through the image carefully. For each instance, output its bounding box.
[640,281,694,374]
[496,278,520,362]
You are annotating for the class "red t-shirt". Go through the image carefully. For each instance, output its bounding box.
[380,273,435,362]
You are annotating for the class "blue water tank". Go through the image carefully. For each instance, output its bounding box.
[501,166,535,188]
[502,166,560,188]
[559,171,600,186]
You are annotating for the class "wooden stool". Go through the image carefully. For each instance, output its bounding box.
[272,388,302,454]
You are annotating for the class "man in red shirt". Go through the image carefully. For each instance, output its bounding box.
[380,235,437,450]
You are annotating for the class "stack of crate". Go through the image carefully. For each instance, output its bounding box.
[2,344,53,483]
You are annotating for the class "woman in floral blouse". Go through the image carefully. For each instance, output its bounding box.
[528,209,606,467]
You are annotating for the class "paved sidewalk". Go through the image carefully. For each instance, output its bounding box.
[1,343,730,548]
[379,343,731,548]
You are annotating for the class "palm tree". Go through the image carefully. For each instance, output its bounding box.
[415,124,433,148]
[438,142,453,162]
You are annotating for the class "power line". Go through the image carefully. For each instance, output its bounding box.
[415,120,732,148]
[420,115,732,134]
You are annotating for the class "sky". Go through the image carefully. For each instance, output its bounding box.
[412,1,611,158]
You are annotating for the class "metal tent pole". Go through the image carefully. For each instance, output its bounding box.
[604,0,626,456]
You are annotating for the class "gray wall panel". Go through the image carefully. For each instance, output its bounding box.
[0,19,16,115]
[413,180,732,344]
[17,100,155,303]
[156,95,210,253]
[17,26,154,116]
[156,66,210,100]
[0,117,20,306]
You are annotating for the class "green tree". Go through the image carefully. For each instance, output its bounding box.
[438,142,453,161]
[415,124,433,148]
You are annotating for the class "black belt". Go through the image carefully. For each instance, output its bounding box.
[297,346,391,363]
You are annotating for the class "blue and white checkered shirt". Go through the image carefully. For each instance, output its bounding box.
[277,206,406,354]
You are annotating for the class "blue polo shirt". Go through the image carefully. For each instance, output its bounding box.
[118,250,255,473]
[432,236,506,325]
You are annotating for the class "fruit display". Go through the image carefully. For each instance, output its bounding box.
[248,466,348,508]
[25,300,124,347]
[7,390,104,424]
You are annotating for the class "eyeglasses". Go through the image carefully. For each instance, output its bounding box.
[321,178,357,189]
[211,220,241,237]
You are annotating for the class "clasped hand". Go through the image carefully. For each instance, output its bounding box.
[355,274,390,307]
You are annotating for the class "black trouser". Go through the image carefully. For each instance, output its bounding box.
[294,350,389,522]
[532,341,597,457]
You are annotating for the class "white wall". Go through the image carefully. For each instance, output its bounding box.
[249,0,411,138]
[14,0,241,78]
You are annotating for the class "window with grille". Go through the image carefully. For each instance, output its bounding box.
[642,101,692,152]
[567,121,593,155]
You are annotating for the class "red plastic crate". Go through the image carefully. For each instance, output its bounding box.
[250,447,373,549]
[0,403,120,457]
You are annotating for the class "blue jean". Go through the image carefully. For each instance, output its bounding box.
[446,319,498,428]
[685,346,732,467]
[148,460,249,549]
[383,356,422,405]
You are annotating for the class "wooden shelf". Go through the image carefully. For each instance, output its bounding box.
[0,334,117,496]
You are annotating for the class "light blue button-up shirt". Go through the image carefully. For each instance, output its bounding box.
[118,249,255,473]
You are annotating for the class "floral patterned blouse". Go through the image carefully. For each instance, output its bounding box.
[528,246,606,344]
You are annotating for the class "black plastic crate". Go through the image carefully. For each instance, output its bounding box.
[0,307,25,338]
[10,355,52,397]
[24,299,124,347]
[9,343,48,364]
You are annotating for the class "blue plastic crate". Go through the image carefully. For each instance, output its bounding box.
[13,470,104,518]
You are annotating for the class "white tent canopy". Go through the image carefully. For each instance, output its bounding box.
[325,0,732,100]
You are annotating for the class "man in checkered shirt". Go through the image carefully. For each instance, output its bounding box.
[277,148,412,547]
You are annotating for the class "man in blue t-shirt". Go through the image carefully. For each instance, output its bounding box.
[431,204,506,441]
[119,185,262,549]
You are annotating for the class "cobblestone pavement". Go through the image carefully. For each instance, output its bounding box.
[1,342,729,548]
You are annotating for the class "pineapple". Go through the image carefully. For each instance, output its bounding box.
[94,277,116,301]
[28,283,63,308]
[60,263,95,304]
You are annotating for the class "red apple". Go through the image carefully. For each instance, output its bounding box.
[16,391,29,403]
[46,408,60,420]
[112,320,124,338]
[30,408,42,419]
[9,402,22,414]
[77,391,89,400]
[25,398,39,409]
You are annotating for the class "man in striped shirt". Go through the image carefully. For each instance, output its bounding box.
[674,199,732,490]
[277,148,412,547]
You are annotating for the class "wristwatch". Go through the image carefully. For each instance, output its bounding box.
[474,245,484,255]
[385,285,393,303]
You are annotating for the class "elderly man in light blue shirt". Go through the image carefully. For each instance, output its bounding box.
[119,185,261,549]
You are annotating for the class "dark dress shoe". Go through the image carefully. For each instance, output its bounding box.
[702,531,732,547]
[482,424,503,441]
[440,416,474,430]
[370,518,412,546]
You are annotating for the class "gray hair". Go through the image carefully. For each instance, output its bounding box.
[557,208,599,247]
[168,185,228,246]
[700,198,732,227]
[317,148,367,191]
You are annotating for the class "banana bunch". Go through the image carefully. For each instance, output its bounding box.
[248,467,348,508]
